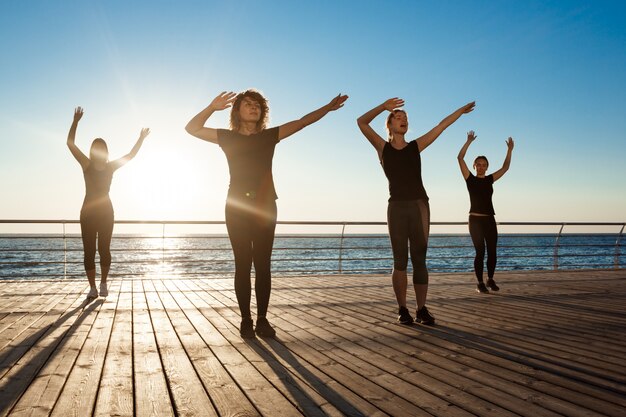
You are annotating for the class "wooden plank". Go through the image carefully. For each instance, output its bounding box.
[181,278,432,417]
[141,279,219,417]
[93,279,133,417]
[0,291,93,417]
[132,279,175,417]
[49,281,121,417]
[8,294,104,417]
[156,279,262,417]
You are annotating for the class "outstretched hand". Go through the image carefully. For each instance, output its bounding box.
[73,107,84,123]
[506,137,514,150]
[462,101,476,114]
[209,91,237,111]
[467,130,477,142]
[383,97,405,111]
[139,128,151,140]
[327,94,349,111]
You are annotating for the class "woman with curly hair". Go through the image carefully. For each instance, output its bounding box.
[186,89,348,338]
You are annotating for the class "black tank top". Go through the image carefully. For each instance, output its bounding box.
[465,173,495,215]
[82,163,114,211]
[381,140,428,202]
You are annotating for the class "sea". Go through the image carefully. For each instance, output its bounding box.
[0,234,623,280]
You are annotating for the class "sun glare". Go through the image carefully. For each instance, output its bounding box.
[113,142,228,220]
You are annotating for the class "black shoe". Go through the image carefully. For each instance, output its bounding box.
[240,317,255,338]
[486,279,500,291]
[397,306,414,325]
[255,317,276,338]
[476,282,489,294]
[415,306,435,325]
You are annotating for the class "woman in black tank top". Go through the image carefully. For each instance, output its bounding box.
[357,97,475,325]
[67,107,150,300]
[186,90,348,339]
[458,130,514,293]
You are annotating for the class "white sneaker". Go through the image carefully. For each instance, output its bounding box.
[87,287,99,299]
[99,282,108,297]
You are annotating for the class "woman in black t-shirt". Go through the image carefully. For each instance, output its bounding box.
[458,130,514,293]
[357,98,475,326]
[186,90,348,338]
[67,107,150,300]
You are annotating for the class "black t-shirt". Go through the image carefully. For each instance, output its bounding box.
[466,173,495,215]
[381,140,429,202]
[218,127,280,200]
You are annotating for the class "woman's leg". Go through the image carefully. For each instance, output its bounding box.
[409,200,430,310]
[97,209,114,284]
[469,216,486,283]
[485,216,498,284]
[251,200,277,319]
[387,202,410,308]
[225,202,254,319]
[80,212,97,290]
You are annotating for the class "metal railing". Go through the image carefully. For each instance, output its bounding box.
[0,220,624,279]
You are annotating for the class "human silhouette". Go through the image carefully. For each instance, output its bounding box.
[186,90,348,338]
[67,107,150,299]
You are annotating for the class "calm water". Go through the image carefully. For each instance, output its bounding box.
[0,234,623,280]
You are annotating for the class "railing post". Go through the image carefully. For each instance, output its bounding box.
[63,221,67,279]
[554,224,564,270]
[162,222,166,270]
[615,224,624,269]
[338,223,346,274]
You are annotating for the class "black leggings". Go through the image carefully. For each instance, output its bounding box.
[225,197,277,319]
[469,215,498,282]
[80,203,114,271]
[387,199,430,284]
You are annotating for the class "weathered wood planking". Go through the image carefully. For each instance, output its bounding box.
[0,269,624,417]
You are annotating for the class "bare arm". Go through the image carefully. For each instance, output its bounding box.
[416,101,475,152]
[492,137,514,181]
[457,130,476,180]
[109,128,151,171]
[278,94,348,141]
[356,98,404,157]
[66,107,90,170]
[185,91,237,144]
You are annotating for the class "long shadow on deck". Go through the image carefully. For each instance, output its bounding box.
[247,337,368,416]
[0,297,104,414]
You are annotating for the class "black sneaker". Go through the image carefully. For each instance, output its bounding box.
[486,279,500,291]
[397,306,414,325]
[476,282,489,294]
[415,306,435,325]
[255,317,276,338]
[240,317,255,338]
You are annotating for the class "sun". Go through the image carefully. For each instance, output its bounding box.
[111,139,228,221]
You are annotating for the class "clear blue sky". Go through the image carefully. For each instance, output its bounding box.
[1,0,624,232]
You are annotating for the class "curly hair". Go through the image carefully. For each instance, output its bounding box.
[385,109,407,142]
[229,89,270,132]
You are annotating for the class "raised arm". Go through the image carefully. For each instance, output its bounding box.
[416,101,475,152]
[185,91,237,144]
[457,130,476,180]
[66,107,90,170]
[356,98,404,156]
[109,128,151,171]
[492,137,514,181]
[277,94,348,141]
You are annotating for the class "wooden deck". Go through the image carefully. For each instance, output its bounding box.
[0,269,625,417]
